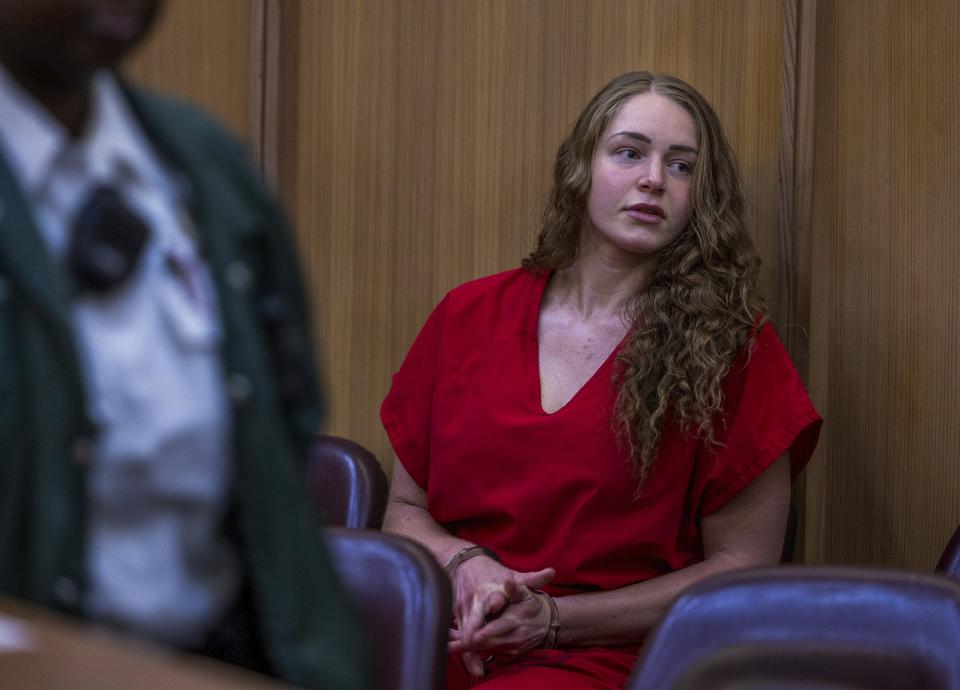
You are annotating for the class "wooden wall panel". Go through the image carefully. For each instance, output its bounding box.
[125,0,256,144]
[52,0,960,571]
[804,0,960,568]
[279,1,783,472]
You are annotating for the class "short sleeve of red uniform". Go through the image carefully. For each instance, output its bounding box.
[380,294,449,488]
[696,322,822,517]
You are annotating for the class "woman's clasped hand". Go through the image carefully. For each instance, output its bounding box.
[446,553,556,676]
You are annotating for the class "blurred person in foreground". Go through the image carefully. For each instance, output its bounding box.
[0,1,368,687]
[381,71,822,689]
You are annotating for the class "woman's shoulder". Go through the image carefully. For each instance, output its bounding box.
[446,267,543,301]
[425,267,545,350]
[727,318,809,398]
[748,319,791,362]
[442,267,545,317]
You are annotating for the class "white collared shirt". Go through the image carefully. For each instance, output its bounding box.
[0,66,238,646]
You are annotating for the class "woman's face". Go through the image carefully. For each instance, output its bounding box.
[584,91,698,264]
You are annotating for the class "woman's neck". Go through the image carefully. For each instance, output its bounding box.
[547,248,652,322]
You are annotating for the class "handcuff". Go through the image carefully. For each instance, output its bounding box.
[444,545,500,577]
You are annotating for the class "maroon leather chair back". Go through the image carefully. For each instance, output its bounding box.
[627,567,960,690]
[306,435,387,529]
[324,528,451,690]
[937,525,960,577]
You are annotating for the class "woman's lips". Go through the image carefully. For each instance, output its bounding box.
[625,203,665,223]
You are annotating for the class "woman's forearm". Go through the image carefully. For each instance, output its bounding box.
[554,552,748,647]
[382,498,473,567]
[382,458,477,567]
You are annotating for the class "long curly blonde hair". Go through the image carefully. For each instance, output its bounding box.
[522,71,765,489]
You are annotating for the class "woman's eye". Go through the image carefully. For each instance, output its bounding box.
[616,148,641,160]
[670,160,693,174]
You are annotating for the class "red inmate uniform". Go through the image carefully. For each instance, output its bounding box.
[381,268,822,689]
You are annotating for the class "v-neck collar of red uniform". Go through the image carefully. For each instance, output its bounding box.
[526,269,629,417]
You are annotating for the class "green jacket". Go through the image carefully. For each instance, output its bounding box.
[0,82,369,689]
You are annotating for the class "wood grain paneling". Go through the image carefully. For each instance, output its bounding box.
[278,1,783,472]
[125,0,256,144]
[804,0,960,568]
[54,0,960,571]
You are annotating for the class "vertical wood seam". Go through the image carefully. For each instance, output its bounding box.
[260,0,283,190]
[780,0,819,563]
[249,0,267,167]
[779,0,818,377]
[248,0,283,187]
[778,0,798,356]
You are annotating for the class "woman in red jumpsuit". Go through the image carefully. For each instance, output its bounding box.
[381,71,821,690]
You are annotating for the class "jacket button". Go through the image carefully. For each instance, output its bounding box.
[227,373,252,404]
[71,437,94,465]
[226,261,252,292]
[54,576,79,606]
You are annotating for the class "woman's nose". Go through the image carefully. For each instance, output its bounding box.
[638,157,665,192]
